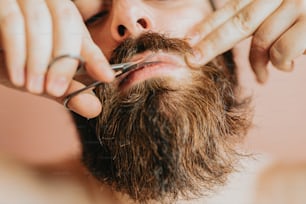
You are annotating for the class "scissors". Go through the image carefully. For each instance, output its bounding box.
[49,54,157,110]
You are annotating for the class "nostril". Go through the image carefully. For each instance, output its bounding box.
[137,18,148,29]
[118,25,126,36]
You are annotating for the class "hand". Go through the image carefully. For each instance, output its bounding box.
[0,0,115,118]
[186,0,306,83]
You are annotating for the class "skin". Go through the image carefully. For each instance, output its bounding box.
[186,0,306,83]
[0,0,212,118]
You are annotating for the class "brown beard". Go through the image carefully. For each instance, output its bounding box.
[78,33,251,203]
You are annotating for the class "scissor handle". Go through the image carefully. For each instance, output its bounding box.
[63,81,104,110]
[63,53,157,111]
[48,54,85,70]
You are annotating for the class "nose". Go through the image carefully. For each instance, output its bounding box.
[110,0,152,42]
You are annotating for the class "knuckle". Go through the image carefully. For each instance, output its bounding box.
[232,0,248,12]
[27,16,51,35]
[251,35,270,51]
[224,0,250,13]
[231,2,241,13]
[26,6,50,26]
[232,11,253,34]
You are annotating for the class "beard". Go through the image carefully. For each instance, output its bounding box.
[78,33,251,203]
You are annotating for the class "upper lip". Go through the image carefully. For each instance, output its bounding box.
[115,51,155,83]
[116,51,186,86]
[115,51,185,83]
[115,61,161,87]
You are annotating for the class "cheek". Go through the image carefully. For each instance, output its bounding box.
[89,25,117,60]
[155,7,212,38]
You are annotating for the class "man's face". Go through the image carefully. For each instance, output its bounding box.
[76,1,251,203]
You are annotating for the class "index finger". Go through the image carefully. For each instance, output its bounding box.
[80,25,115,82]
[187,0,282,66]
[188,0,252,45]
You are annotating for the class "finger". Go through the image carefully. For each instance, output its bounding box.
[187,0,283,66]
[250,1,299,83]
[56,80,102,118]
[187,0,252,45]
[17,0,53,94]
[45,0,83,97]
[72,0,102,20]
[80,26,114,82]
[0,0,26,86]
[270,19,306,71]
[71,0,115,82]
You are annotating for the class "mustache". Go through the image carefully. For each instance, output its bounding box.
[109,32,193,64]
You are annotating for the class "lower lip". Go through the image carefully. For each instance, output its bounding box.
[118,62,183,89]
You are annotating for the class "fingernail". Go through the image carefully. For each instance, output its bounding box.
[47,76,69,97]
[28,75,44,94]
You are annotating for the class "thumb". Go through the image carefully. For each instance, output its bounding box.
[57,80,102,119]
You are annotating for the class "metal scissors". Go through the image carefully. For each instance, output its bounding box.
[56,54,157,109]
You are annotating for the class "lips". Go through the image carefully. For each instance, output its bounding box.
[116,51,188,90]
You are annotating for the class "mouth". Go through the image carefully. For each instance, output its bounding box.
[115,51,189,90]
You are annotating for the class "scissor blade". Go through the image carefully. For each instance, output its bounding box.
[111,62,134,71]
[112,53,157,73]
[115,61,160,77]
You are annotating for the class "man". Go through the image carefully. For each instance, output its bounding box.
[74,31,250,203]
[0,0,305,203]
[71,1,250,202]
[0,0,250,203]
